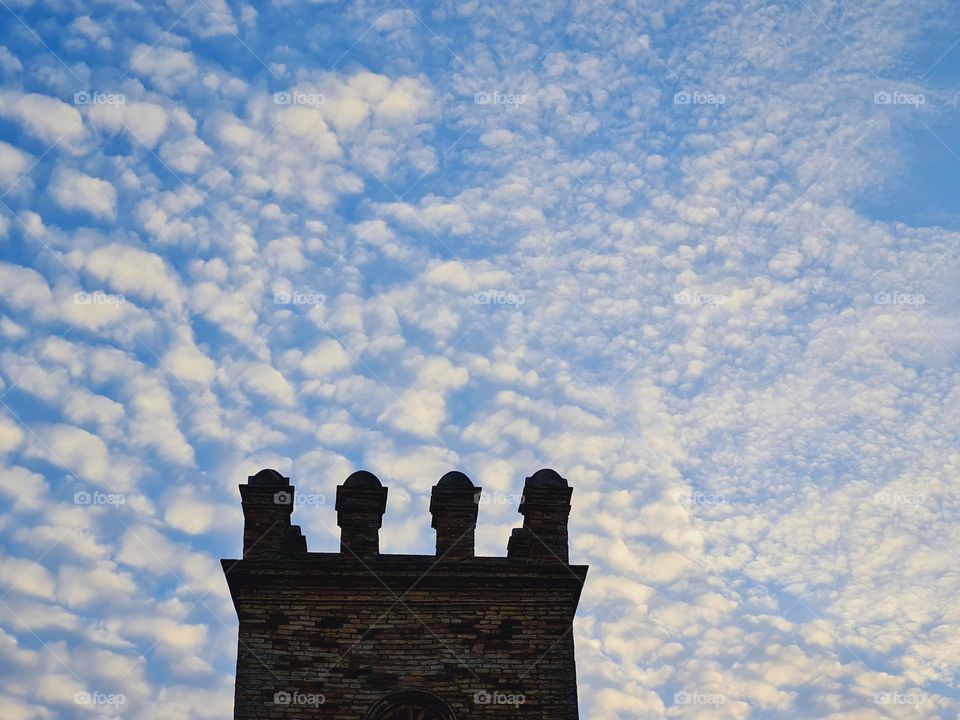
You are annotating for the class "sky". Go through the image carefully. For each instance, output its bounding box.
[0,0,959,718]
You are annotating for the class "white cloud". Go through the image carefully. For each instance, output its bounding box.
[0,414,25,454]
[377,389,447,438]
[25,423,113,487]
[276,106,341,159]
[166,0,238,38]
[346,72,434,125]
[80,243,183,310]
[0,555,56,598]
[300,339,353,377]
[0,465,48,510]
[263,235,307,272]
[0,92,85,149]
[0,141,32,189]
[240,362,296,407]
[374,8,415,31]
[129,44,197,92]
[140,683,234,720]
[123,374,195,466]
[0,46,23,74]
[0,263,53,312]
[56,562,136,606]
[58,290,139,332]
[63,388,125,428]
[48,166,117,220]
[162,339,216,385]
[187,282,259,344]
[87,101,169,148]
[158,136,214,174]
[68,16,108,44]
[0,696,51,720]
[163,487,240,535]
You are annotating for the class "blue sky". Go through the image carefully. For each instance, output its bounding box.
[0,0,959,718]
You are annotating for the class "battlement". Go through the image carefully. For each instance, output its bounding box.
[222,466,588,719]
[233,466,577,564]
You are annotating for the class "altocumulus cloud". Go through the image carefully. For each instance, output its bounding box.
[0,0,958,718]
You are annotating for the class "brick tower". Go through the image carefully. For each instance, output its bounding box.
[222,466,588,719]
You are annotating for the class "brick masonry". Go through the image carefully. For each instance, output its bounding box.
[222,467,588,719]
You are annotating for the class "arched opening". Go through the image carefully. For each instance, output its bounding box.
[365,690,457,720]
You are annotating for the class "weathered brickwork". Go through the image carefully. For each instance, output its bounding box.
[223,467,588,719]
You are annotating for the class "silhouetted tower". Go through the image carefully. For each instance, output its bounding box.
[224,464,587,719]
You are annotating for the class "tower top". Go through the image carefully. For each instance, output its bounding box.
[223,462,588,719]
[247,468,288,486]
[343,469,383,488]
[526,467,568,488]
[436,470,475,489]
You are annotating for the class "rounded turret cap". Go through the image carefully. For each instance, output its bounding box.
[437,471,475,489]
[343,470,383,488]
[249,468,289,486]
[526,468,568,488]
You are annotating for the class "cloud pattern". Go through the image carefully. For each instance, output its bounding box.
[0,0,959,717]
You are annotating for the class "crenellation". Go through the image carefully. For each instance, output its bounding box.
[223,464,588,719]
